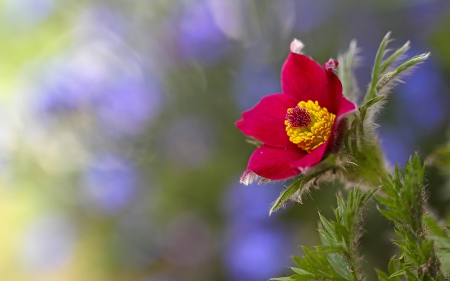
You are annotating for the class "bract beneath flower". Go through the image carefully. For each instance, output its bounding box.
[236,40,357,184]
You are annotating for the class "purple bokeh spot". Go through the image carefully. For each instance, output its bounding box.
[380,126,416,167]
[292,0,334,32]
[35,47,114,116]
[406,1,450,32]
[397,58,447,134]
[81,153,139,214]
[35,45,162,136]
[224,226,290,281]
[223,180,284,225]
[97,75,161,136]
[178,0,228,63]
[233,57,280,111]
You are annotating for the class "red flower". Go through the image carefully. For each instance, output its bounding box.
[236,40,357,184]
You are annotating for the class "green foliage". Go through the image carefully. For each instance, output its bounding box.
[375,154,445,280]
[269,33,450,281]
[338,32,429,189]
[375,52,430,92]
[274,188,375,281]
[269,166,334,215]
[274,154,450,281]
[365,31,392,104]
[361,32,429,118]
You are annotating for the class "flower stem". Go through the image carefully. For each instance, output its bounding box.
[343,139,389,188]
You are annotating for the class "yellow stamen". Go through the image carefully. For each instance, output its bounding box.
[285,100,335,153]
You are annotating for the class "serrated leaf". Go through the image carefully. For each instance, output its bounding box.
[405,268,420,281]
[292,256,303,267]
[376,53,430,92]
[376,269,389,281]
[424,215,445,237]
[359,94,385,123]
[364,31,391,104]
[379,40,410,73]
[315,245,342,253]
[269,168,332,215]
[360,94,386,111]
[377,207,397,221]
[389,269,406,278]
[435,236,450,249]
[319,213,335,236]
[387,258,400,276]
[271,277,296,281]
[290,267,313,276]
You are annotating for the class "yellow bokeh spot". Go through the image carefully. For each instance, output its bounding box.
[285,100,336,153]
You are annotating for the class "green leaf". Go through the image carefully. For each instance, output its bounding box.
[435,236,450,249]
[292,256,303,267]
[375,269,389,281]
[364,31,391,104]
[359,95,385,122]
[319,213,336,237]
[389,269,406,278]
[387,257,401,276]
[285,189,375,281]
[290,268,313,276]
[379,40,410,73]
[269,167,333,215]
[271,277,296,281]
[375,53,430,92]
[424,215,446,237]
[315,245,342,253]
[375,153,446,279]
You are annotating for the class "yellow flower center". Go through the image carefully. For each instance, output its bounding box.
[285,100,336,153]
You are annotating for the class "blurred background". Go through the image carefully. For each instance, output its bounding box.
[1,0,450,280]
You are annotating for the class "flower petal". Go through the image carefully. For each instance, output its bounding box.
[246,145,306,180]
[281,52,330,108]
[336,95,357,120]
[290,140,329,173]
[323,69,343,114]
[236,94,298,148]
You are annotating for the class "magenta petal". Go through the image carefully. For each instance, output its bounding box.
[336,95,357,121]
[290,140,328,173]
[246,145,306,180]
[324,70,343,114]
[281,52,329,108]
[236,94,299,148]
